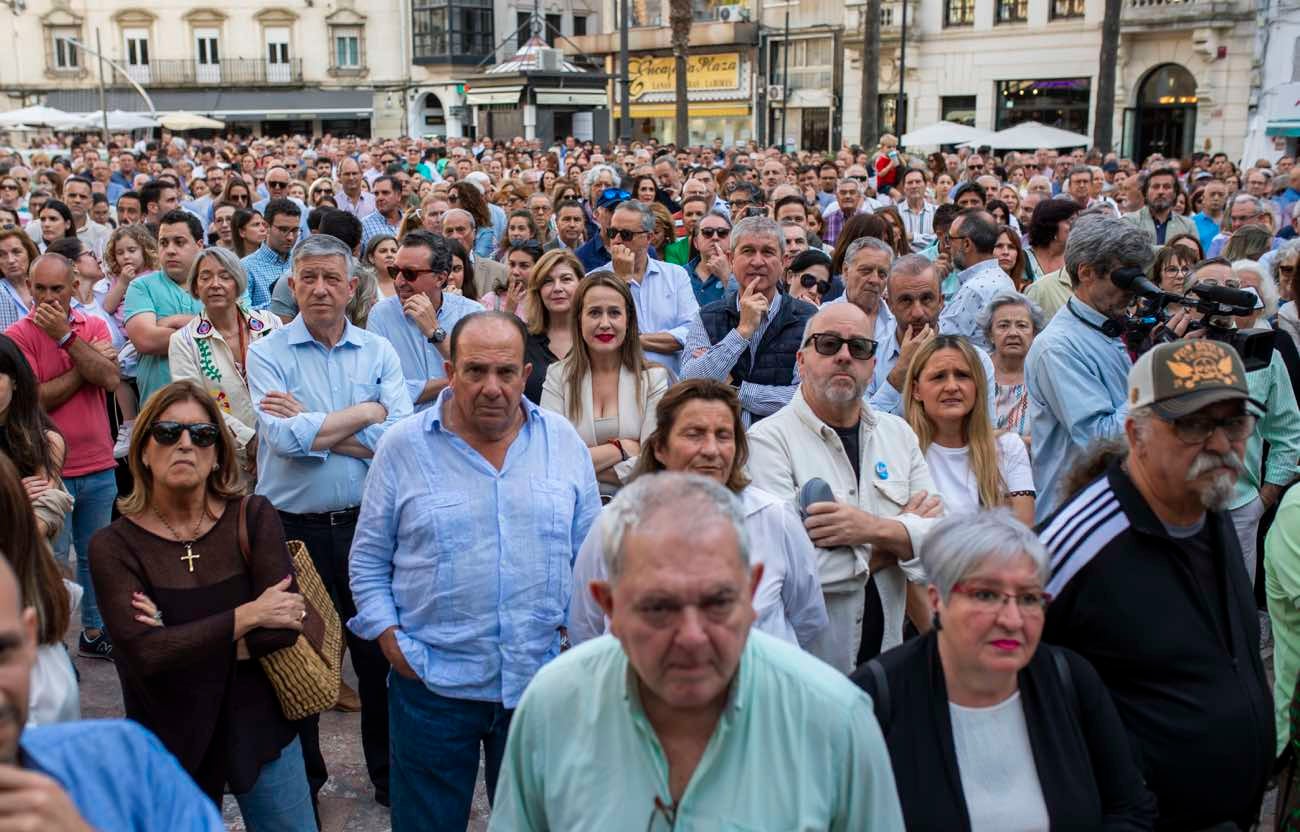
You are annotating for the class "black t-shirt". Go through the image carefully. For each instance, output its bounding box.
[833,423,861,484]
[1166,516,1230,648]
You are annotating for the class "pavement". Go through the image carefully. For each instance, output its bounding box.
[71,629,491,831]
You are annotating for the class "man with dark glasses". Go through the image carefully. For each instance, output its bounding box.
[682,216,814,425]
[749,302,943,673]
[574,187,631,273]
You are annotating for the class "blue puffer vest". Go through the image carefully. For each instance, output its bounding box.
[698,289,816,387]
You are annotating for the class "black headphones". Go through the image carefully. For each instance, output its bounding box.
[1067,299,1125,338]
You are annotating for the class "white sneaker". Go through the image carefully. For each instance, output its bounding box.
[113,420,134,459]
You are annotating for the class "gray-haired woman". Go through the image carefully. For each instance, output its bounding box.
[978,292,1045,446]
[852,510,1155,831]
[168,247,282,483]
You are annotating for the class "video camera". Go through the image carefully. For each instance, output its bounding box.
[1111,266,1275,372]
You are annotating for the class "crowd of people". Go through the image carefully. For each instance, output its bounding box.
[1,127,1300,830]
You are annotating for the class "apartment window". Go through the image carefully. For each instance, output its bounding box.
[771,37,834,93]
[573,14,588,36]
[545,13,562,44]
[333,27,362,69]
[628,0,662,27]
[412,0,494,62]
[516,11,532,47]
[945,0,975,26]
[997,0,1028,22]
[49,26,80,71]
[941,95,977,126]
[1051,0,1086,18]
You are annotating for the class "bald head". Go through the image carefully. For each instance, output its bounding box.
[801,301,873,346]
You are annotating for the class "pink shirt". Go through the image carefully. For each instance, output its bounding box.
[6,310,115,478]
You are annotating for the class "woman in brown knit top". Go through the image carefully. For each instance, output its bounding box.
[88,381,315,831]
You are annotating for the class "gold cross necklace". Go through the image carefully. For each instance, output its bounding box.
[151,502,209,573]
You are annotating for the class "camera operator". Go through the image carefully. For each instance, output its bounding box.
[1180,258,1300,583]
[1026,209,1192,520]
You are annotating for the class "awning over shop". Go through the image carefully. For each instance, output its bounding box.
[535,89,608,107]
[1265,83,1300,137]
[629,102,750,118]
[465,86,523,106]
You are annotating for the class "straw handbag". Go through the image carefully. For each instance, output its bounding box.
[238,498,344,720]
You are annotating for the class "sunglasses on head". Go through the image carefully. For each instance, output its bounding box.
[601,187,632,204]
[798,273,831,295]
[148,421,220,447]
[803,332,878,360]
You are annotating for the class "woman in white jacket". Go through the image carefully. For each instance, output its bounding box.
[168,248,280,485]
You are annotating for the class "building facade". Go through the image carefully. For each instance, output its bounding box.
[3,0,408,136]
[1240,0,1300,163]
[836,0,1256,159]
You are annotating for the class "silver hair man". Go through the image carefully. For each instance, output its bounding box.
[291,231,355,277]
[731,215,785,256]
[1063,210,1154,288]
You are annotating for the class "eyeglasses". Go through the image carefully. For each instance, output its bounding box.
[148,421,220,448]
[1170,413,1257,445]
[0,184,16,191]
[950,582,1051,615]
[803,333,878,360]
[608,227,648,242]
[316,188,334,195]
[266,181,288,189]
[1162,265,1192,277]
[272,225,301,237]
[698,227,729,239]
[1280,265,1296,275]
[390,266,437,283]
[798,273,831,295]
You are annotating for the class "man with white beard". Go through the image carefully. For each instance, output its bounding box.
[1040,339,1274,832]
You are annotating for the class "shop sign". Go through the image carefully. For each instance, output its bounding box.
[629,53,741,100]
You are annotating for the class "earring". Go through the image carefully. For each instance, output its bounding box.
[932,611,943,631]
[213,462,220,471]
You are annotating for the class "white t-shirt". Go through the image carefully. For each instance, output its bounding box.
[925,432,1034,514]
[950,690,1050,832]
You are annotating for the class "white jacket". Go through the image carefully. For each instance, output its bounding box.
[746,388,940,650]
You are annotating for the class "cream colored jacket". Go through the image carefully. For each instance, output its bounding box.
[747,388,940,648]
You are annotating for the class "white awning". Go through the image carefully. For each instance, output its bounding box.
[535,89,608,107]
[465,86,523,106]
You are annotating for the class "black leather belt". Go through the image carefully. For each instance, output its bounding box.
[278,507,361,526]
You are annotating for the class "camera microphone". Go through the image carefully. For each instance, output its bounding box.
[1187,281,1257,310]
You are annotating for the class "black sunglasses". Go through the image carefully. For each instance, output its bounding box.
[148,421,220,447]
[799,273,831,295]
[608,227,648,242]
[266,181,288,189]
[698,227,730,239]
[803,333,878,360]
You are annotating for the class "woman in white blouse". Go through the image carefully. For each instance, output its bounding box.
[541,272,669,496]
[903,335,1035,525]
[168,247,281,484]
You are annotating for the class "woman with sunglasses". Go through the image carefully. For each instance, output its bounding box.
[220,179,253,211]
[851,511,1155,831]
[168,249,282,485]
[686,211,734,307]
[308,177,335,207]
[787,249,834,307]
[541,273,669,499]
[903,336,1035,526]
[0,178,25,222]
[549,178,581,211]
[88,381,314,829]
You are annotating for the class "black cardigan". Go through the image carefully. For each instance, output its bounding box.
[850,631,1156,831]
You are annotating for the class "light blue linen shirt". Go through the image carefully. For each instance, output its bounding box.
[1231,349,1300,511]
[937,258,1016,350]
[488,631,905,831]
[1025,297,1132,521]
[348,390,601,708]
[592,258,699,376]
[247,316,413,514]
[360,211,400,251]
[364,292,484,411]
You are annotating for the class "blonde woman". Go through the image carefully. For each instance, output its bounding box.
[167,248,281,482]
[541,273,669,495]
[903,335,1035,525]
[524,248,582,403]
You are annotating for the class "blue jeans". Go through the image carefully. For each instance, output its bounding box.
[52,468,116,631]
[233,736,316,832]
[388,672,513,832]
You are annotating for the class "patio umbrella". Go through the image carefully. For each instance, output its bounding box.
[0,105,81,129]
[901,120,992,148]
[974,120,1092,149]
[157,112,225,131]
[76,110,159,131]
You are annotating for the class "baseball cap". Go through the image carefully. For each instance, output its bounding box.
[1128,339,1264,420]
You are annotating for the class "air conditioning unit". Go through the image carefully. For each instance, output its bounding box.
[537,47,565,72]
[767,84,785,102]
[717,4,751,22]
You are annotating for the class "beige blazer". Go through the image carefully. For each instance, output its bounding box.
[539,361,669,446]
[473,256,509,297]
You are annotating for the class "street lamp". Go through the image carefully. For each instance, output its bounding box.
[763,1,798,151]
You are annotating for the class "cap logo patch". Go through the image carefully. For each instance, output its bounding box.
[1167,341,1237,391]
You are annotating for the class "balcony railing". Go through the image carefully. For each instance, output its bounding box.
[124,58,304,87]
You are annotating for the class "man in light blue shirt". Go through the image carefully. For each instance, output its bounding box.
[240,198,300,310]
[349,311,600,832]
[247,233,412,809]
[591,200,699,375]
[489,473,904,831]
[938,209,1016,350]
[1026,212,1156,520]
[360,176,403,251]
[366,230,483,411]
